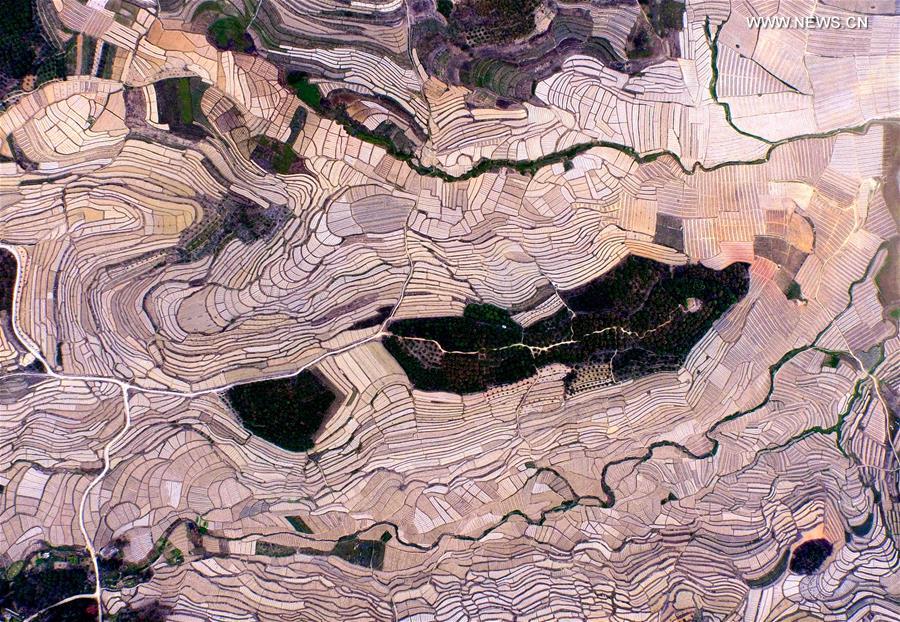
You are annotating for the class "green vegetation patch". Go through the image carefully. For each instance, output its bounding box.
[660,491,678,505]
[256,541,296,557]
[789,539,833,575]
[98,554,153,591]
[626,27,655,59]
[177,194,288,263]
[96,42,116,80]
[287,72,322,110]
[192,0,224,20]
[256,535,386,570]
[208,16,256,53]
[0,0,39,81]
[745,548,790,589]
[99,527,206,592]
[349,305,393,331]
[331,536,385,570]
[226,371,337,452]
[0,248,15,315]
[79,36,97,76]
[785,280,804,301]
[850,512,874,538]
[153,77,210,139]
[823,352,840,369]
[0,0,70,100]
[108,601,172,622]
[195,516,209,535]
[4,560,25,581]
[390,303,522,352]
[286,106,307,144]
[639,0,686,37]
[385,257,750,394]
[437,0,453,20]
[461,58,534,100]
[251,137,300,174]
[284,81,416,163]
[875,238,900,320]
[338,115,417,161]
[450,0,540,46]
[0,550,93,618]
[658,0,686,32]
[286,516,313,533]
[31,597,99,621]
[164,546,184,566]
[282,61,607,183]
[176,77,193,125]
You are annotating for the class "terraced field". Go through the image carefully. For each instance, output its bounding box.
[0,0,897,621]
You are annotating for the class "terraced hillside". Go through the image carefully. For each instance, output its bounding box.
[0,0,897,620]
